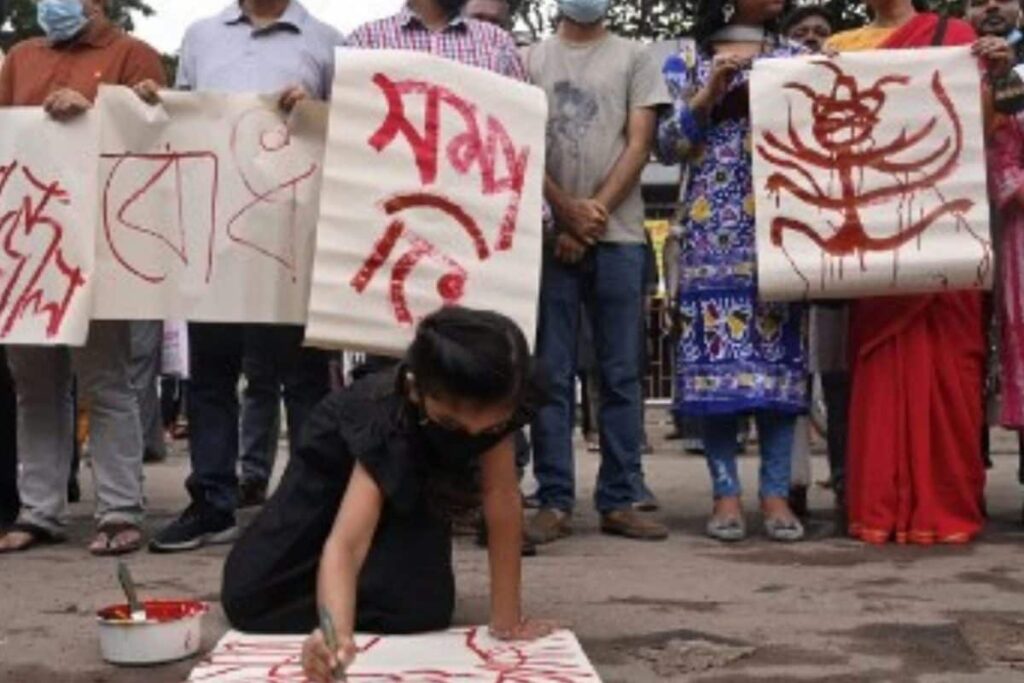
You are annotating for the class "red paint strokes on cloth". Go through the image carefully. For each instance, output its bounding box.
[101,148,219,284]
[368,72,531,251]
[226,108,320,281]
[355,72,534,325]
[0,162,86,339]
[350,193,476,325]
[756,59,989,293]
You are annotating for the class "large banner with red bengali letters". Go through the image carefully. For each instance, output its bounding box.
[0,110,98,345]
[751,46,992,300]
[0,50,547,349]
[92,87,327,324]
[304,49,548,355]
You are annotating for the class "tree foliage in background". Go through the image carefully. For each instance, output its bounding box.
[0,0,154,48]
[515,0,967,41]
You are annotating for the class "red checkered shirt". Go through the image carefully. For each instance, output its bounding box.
[348,6,527,81]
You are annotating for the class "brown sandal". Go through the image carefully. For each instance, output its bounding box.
[0,522,61,554]
[89,522,144,557]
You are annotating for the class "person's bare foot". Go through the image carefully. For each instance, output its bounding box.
[761,496,798,521]
[0,530,35,553]
[713,496,743,519]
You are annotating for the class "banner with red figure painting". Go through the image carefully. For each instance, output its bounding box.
[92,87,326,324]
[0,110,97,345]
[751,47,992,300]
[305,49,548,355]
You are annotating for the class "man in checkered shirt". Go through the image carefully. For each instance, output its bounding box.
[348,0,525,80]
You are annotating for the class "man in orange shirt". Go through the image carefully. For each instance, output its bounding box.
[0,0,165,556]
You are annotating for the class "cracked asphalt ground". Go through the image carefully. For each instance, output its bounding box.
[2,424,1023,682]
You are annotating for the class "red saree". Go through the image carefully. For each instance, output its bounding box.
[845,13,987,545]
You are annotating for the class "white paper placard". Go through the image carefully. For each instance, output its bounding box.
[188,628,601,682]
[751,47,992,300]
[0,109,98,345]
[92,86,326,323]
[305,49,548,355]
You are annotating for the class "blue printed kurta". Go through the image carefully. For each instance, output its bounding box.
[658,43,808,416]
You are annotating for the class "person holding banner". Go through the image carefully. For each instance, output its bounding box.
[135,0,340,554]
[0,0,165,555]
[972,0,1024,525]
[656,0,809,544]
[219,308,556,672]
[827,0,1013,545]
[348,0,525,79]
[524,0,672,544]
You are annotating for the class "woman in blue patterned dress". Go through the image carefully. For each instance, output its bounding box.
[657,0,808,543]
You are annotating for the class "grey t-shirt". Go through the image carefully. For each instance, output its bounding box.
[527,34,670,244]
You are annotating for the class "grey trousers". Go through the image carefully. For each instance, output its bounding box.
[130,321,166,460]
[7,321,144,536]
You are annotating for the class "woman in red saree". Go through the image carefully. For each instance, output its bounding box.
[828,1,1010,544]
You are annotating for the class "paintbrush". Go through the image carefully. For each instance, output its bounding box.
[116,561,146,623]
[318,605,348,682]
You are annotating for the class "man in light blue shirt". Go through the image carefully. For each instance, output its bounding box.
[174,0,342,100]
[138,0,344,554]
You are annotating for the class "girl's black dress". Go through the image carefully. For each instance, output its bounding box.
[222,369,514,634]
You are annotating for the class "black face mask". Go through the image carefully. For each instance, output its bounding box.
[437,0,469,18]
[419,418,506,472]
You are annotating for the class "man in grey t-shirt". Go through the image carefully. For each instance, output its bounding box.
[525,0,671,544]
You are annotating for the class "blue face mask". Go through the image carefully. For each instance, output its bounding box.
[37,0,88,43]
[558,0,610,24]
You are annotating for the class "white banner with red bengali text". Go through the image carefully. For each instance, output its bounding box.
[305,48,548,356]
[0,110,97,345]
[92,86,326,324]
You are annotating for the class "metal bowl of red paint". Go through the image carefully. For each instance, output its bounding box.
[97,600,208,666]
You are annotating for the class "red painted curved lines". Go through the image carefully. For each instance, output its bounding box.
[226,107,320,282]
[101,148,219,284]
[351,192,474,326]
[368,72,530,251]
[756,59,985,291]
[0,161,86,339]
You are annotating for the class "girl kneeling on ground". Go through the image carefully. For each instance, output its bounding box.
[220,307,556,681]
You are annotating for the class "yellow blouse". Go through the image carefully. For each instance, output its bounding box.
[826,26,897,53]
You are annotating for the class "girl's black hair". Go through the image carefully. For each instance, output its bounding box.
[406,306,544,519]
[406,305,543,412]
[694,0,797,51]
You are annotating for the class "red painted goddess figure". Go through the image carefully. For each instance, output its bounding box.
[757,59,989,292]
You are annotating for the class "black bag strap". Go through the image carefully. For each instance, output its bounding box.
[932,15,950,47]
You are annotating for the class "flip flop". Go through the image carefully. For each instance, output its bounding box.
[0,522,62,554]
[89,522,144,557]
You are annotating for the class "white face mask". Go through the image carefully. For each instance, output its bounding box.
[558,0,610,25]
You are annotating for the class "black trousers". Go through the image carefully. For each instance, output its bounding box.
[222,455,455,635]
[0,349,18,525]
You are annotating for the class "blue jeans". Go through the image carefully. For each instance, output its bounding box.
[240,352,283,486]
[532,243,646,514]
[704,412,796,499]
[186,324,329,515]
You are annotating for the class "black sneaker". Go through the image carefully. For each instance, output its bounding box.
[149,504,238,554]
[238,479,268,509]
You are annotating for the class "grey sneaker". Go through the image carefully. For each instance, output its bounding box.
[764,516,805,543]
[525,508,572,545]
[706,515,747,543]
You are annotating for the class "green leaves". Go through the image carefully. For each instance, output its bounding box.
[513,0,967,41]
